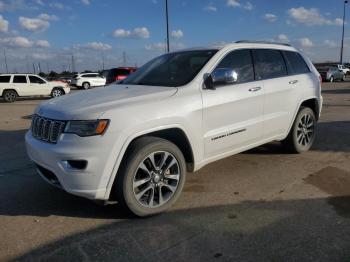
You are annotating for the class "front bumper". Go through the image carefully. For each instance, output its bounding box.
[25,130,118,200]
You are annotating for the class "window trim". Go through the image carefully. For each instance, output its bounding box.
[281,50,311,77]
[252,48,288,81]
[211,48,257,86]
[12,75,28,84]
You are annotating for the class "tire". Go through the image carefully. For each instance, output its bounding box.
[82,82,90,90]
[282,107,316,153]
[3,90,17,103]
[329,76,334,83]
[51,88,64,98]
[115,137,187,217]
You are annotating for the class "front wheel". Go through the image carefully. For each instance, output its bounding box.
[282,107,316,153]
[329,76,334,83]
[342,75,346,81]
[51,88,64,98]
[115,137,186,217]
[82,82,90,90]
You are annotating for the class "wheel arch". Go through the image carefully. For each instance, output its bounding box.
[106,126,195,200]
[1,89,19,97]
[52,86,65,94]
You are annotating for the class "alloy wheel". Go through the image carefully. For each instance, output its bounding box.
[132,151,180,208]
[52,89,62,97]
[296,113,315,147]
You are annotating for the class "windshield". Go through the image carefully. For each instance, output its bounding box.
[122,50,218,87]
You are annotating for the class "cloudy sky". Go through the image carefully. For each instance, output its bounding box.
[0,0,349,73]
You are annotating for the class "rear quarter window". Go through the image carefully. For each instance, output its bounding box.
[283,51,310,75]
[0,75,11,83]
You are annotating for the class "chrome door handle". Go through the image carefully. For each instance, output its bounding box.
[289,80,298,85]
[249,87,262,92]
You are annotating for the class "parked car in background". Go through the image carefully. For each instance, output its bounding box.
[26,41,322,216]
[0,74,70,102]
[337,64,350,75]
[317,66,345,82]
[103,67,137,84]
[71,73,106,89]
[55,77,72,85]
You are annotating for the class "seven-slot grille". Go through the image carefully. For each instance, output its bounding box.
[31,115,66,143]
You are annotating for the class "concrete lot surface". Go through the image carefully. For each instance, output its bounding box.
[1,82,350,261]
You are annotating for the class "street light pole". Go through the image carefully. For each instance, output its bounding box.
[340,0,348,64]
[165,0,170,53]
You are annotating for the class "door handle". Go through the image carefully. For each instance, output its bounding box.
[289,80,298,85]
[249,87,262,92]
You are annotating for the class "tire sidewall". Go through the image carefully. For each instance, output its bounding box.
[83,82,90,89]
[51,88,63,97]
[3,90,17,102]
[121,140,186,217]
[292,107,316,153]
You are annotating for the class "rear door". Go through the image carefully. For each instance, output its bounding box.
[202,49,264,158]
[12,75,29,96]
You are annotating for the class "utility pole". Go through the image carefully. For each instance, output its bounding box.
[3,49,9,73]
[71,55,76,73]
[340,0,348,64]
[32,63,36,74]
[165,0,170,53]
[26,56,30,73]
[123,51,127,66]
[102,52,105,70]
[38,62,42,73]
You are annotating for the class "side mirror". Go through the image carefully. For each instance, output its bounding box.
[204,68,238,90]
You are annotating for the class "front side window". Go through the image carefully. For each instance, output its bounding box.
[253,49,287,80]
[122,50,218,87]
[0,75,11,83]
[29,75,46,84]
[13,75,27,83]
[216,49,254,83]
[283,51,310,75]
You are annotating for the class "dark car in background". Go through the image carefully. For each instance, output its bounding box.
[102,67,137,84]
[317,66,345,82]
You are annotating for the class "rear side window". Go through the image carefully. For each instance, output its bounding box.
[253,49,287,80]
[216,49,254,83]
[0,75,11,83]
[283,51,310,75]
[13,75,27,83]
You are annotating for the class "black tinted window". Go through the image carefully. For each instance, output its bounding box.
[253,49,287,80]
[29,76,45,84]
[115,69,130,75]
[216,49,254,83]
[0,75,11,83]
[13,75,27,83]
[123,50,218,87]
[283,51,310,75]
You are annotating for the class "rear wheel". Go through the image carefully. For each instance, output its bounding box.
[115,137,186,217]
[82,82,90,90]
[3,90,17,103]
[282,107,316,153]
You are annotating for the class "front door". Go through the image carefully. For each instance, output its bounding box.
[202,49,264,158]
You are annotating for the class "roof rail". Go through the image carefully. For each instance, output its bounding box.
[235,40,291,47]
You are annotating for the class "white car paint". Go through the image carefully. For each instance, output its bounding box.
[0,74,70,97]
[338,64,350,75]
[25,42,322,201]
[71,73,106,88]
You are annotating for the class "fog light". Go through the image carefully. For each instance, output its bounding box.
[64,160,87,170]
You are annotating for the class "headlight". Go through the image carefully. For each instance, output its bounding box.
[64,119,109,137]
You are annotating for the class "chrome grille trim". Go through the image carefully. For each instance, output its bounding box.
[31,115,66,144]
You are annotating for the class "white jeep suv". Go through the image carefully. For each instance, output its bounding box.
[25,41,322,216]
[71,73,106,89]
[0,74,70,102]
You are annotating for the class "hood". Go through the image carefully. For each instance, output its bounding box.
[36,84,178,120]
